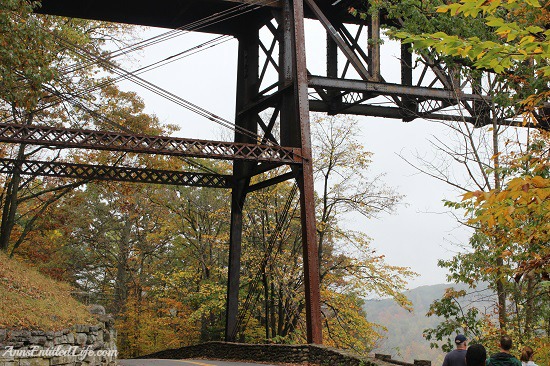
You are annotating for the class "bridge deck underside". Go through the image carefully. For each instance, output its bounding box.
[37,0,368,34]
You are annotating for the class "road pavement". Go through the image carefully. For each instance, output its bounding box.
[119,359,280,366]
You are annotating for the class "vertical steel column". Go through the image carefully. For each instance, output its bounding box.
[225,29,260,342]
[368,11,381,81]
[291,0,323,344]
[400,43,416,121]
[471,75,490,127]
[327,36,341,112]
[279,0,298,148]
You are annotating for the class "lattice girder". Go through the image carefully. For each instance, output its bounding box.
[0,123,302,164]
[0,158,231,188]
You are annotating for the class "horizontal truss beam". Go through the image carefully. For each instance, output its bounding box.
[224,0,282,6]
[310,100,477,123]
[0,123,301,164]
[247,171,295,192]
[0,158,231,188]
[309,100,544,129]
[309,76,487,102]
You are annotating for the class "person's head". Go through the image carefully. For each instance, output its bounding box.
[466,344,487,366]
[455,334,468,349]
[500,335,513,352]
[520,346,534,362]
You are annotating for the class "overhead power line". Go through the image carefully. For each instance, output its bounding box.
[59,0,278,77]
[46,24,275,146]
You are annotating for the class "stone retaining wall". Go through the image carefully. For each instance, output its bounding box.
[375,354,431,366]
[0,305,117,366]
[142,342,432,366]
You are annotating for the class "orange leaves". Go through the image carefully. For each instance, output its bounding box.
[530,175,548,188]
[463,190,485,201]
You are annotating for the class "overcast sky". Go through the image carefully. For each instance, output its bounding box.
[117,22,476,290]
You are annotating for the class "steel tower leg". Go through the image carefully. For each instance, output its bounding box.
[225,29,259,342]
[292,0,322,345]
[279,0,322,344]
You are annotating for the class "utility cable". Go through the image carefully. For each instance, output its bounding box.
[9,0,291,151]
[58,0,279,77]
[46,26,281,148]
[0,35,233,126]
[3,0,288,175]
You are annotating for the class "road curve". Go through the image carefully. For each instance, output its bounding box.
[119,359,280,366]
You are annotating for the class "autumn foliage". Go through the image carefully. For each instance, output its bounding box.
[0,2,415,355]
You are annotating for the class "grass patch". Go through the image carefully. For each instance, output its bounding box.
[0,251,93,330]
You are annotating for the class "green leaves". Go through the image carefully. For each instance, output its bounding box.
[525,0,542,7]
[372,0,550,117]
[423,288,487,352]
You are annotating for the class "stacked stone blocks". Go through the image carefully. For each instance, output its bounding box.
[0,306,117,366]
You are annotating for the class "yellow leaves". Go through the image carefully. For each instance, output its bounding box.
[501,250,513,257]
[487,214,496,228]
[491,152,502,161]
[388,0,550,109]
[458,45,473,57]
[531,176,548,188]
[462,190,485,201]
[525,0,542,7]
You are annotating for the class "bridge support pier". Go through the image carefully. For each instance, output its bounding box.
[225,0,322,344]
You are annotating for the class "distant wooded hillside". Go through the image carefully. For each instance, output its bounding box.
[363,283,474,364]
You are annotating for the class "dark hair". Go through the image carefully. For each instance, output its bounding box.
[466,344,487,366]
[500,335,513,351]
[520,346,534,362]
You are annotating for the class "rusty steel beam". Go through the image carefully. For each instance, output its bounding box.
[400,43,417,121]
[368,12,381,81]
[291,0,323,345]
[326,35,342,109]
[224,0,282,6]
[0,123,301,164]
[0,158,231,188]
[309,100,478,122]
[247,171,295,192]
[309,100,543,129]
[308,76,487,102]
[304,0,372,81]
[226,28,261,342]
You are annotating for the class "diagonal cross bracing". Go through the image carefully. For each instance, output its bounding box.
[0,158,232,188]
[0,123,301,164]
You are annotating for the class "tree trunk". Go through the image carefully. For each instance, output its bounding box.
[0,143,26,252]
[270,280,276,339]
[113,219,132,316]
[524,274,535,337]
[491,116,508,330]
[263,270,269,341]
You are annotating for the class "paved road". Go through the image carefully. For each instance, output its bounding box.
[119,359,279,366]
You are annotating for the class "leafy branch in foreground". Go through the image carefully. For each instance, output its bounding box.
[391,0,549,118]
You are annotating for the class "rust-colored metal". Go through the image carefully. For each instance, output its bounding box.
[0,123,301,164]
[226,28,260,342]
[304,0,371,82]
[368,11,381,81]
[308,76,488,102]
[0,158,231,188]
[292,0,323,345]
